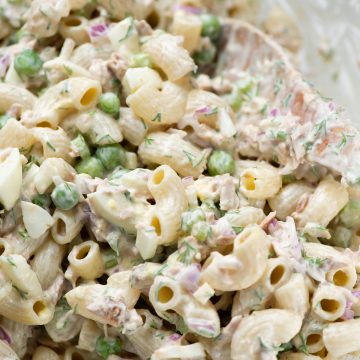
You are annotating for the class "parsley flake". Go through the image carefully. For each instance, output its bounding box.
[151,112,162,122]
[12,285,28,299]
[46,141,56,152]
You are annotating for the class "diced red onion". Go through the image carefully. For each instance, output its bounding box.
[187,318,215,335]
[0,54,10,78]
[269,218,278,228]
[341,300,355,320]
[173,5,202,15]
[169,333,182,341]
[179,263,201,292]
[328,102,335,111]
[88,23,108,42]
[352,290,360,298]
[0,327,11,345]
[270,108,278,117]
[194,106,213,116]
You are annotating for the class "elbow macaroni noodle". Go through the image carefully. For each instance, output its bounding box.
[0,2,357,359]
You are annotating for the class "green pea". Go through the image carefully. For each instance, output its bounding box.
[193,45,216,66]
[75,156,105,178]
[201,14,221,41]
[95,336,122,359]
[129,53,152,68]
[71,133,90,159]
[98,92,120,116]
[192,221,211,242]
[0,114,11,129]
[95,144,126,171]
[51,182,79,211]
[339,200,360,228]
[207,150,235,176]
[32,193,51,208]
[108,166,130,181]
[181,207,206,233]
[14,49,43,76]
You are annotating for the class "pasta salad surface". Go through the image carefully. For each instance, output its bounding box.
[0,1,359,360]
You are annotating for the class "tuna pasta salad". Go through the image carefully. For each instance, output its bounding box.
[1,1,360,359]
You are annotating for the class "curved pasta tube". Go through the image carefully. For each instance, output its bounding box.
[21,201,54,239]
[87,186,147,234]
[172,11,202,53]
[27,0,71,38]
[63,347,89,360]
[179,112,236,150]
[108,16,139,56]
[67,241,104,281]
[261,257,292,293]
[0,340,20,360]
[268,181,315,220]
[231,256,292,316]
[0,119,36,150]
[32,77,102,128]
[138,131,209,178]
[311,284,347,321]
[0,254,43,298]
[65,271,141,329]
[294,176,349,227]
[0,83,36,113]
[45,301,83,343]
[32,346,61,360]
[0,286,53,325]
[292,316,326,355]
[127,81,188,126]
[302,242,357,288]
[34,158,76,194]
[122,67,162,96]
[136,165,188,259]
[77,319,102,351]
[51,207,83,245]
[325,264,357,289]
[43,58,92,81]
[223,207,266,228]
[118,107,147,146]
[323,318,360,357]
[125,309,175,359]
[59,15,90,45]
[152,343,206,360]
[240,162,282,200]
[149,275,220,338]
[31,127,73,163]
[142,33,195,81]
[274,273,310,319]
[302,242,346,260]
[0,148,22,210]
[70,43,112,69]
[201,225,271,291]
[31,239,66,289]
[231,309,302,360]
